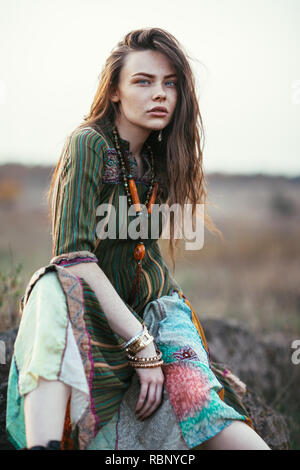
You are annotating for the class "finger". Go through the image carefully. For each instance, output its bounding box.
[141,383,163,419]
[136,382,148,413]
[136,383,156,418]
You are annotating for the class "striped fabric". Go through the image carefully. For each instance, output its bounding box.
[51,116,182,309]
[51,127,105,255]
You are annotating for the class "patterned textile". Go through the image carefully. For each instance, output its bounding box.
[6,115,253,450]
[6,266,251,450]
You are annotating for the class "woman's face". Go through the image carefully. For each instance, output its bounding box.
[111,50,178,132]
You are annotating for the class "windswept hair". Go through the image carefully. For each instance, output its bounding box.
[47,27,223,272]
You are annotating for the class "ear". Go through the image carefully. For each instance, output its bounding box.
[110,88,120,103]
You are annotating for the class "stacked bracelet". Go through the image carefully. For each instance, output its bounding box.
[126,350,162,363]
[123,324,145,349]
[123,325,164,369]
[127,348,164,368]
[123,323,154,354]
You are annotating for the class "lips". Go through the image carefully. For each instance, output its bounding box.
[148,106,168,113]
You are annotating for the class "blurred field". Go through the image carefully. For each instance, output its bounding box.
[164,173,300,344]
[0,164,300,342]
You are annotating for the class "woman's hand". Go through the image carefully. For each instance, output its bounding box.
[134,342,165,421]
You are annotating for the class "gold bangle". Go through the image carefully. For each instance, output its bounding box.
[127,360,164,368]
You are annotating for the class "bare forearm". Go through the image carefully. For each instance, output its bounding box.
[63,261,144,342]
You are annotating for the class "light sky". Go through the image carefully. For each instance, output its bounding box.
[0,0,299,176]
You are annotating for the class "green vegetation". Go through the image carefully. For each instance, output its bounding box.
[0,258,23,330]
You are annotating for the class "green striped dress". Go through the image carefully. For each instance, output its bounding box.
[51,115,181,305]
[6,116,253,450]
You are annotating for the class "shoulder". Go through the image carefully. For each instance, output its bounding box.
[69,126,109,155]
[60,126,109,176]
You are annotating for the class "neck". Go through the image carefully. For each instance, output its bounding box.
[114,115,151,158]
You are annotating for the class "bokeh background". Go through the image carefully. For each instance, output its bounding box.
[0,0,299,449]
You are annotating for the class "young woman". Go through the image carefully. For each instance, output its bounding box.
[6,28,270,450]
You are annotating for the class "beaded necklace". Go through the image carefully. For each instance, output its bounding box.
[112,126,158,305]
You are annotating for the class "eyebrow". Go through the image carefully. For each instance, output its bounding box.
[132,72,177,78]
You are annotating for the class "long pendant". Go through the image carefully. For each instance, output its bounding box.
[112,126,158,305]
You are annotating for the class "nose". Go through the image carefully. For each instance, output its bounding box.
[152,83,167,101]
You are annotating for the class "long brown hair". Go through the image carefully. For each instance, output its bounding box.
[47,27,223,272]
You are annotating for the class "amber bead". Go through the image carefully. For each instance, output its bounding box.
[134,242,145,261]
[128,178,141,212]
[147,182,158,214]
